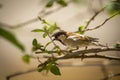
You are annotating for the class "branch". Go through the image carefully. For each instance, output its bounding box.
[102,73,120,80]
[35,48,120,66]
[84,11,120,32]
[6,47,120,80]
[84,7,106,30]
[6,68,36,80]
[6,0,73,29]
[60,54,120,61]
[36,47,120,56]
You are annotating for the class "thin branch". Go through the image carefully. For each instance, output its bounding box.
[84,11,120,32]
[6,69,36,80]
[84,6,106,30]
[102,73,120,80]
[36,47,120,56]
[6,0,72,29]
[60,54,120,61]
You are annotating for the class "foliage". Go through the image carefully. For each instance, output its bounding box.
[0,28,25,51]
[3,0,120,79]
[37,60,61,75]
[22,54,30,64]
[46,0,67,8]
[106,0,120,15]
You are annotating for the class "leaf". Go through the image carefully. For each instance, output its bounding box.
[46,0,54,7]
[48,23,57,34]
[46,62,53,73]
[31,29,44,32]
[22,54,30,64]
[57,0,67,6]
[37,65,45,72]
[106,1,120,15]
[0,28,25,51]
[115,42,120,48]
[44,41,52,49]
[79,26,84,31]
[32,38,38,47]
[50,65,61,75]
[76,26,84,34]
[43,33,48,38]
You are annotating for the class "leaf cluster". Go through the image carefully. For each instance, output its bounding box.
[106,0,120,15]
[37,60,61,75]
[0,28,25,51]
[46,0,67,8]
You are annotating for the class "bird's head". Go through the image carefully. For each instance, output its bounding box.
[52,31,67,42]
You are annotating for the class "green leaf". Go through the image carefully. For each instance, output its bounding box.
[43,33,48,38]
[31,29,44,32]
[114,42,120,48]
[48,23,57,34]
[44,41,52,49]
[57,0,67,6]
[0,28,25,51]
[32,38,38,47]
[46,0,54,7]
[37,66,45,72]
[106,1,120,15]
[22,54,30,64]
[50,65,61,75]
[79,26,84,31]
[76,26,84,34]
[46,62,53,73]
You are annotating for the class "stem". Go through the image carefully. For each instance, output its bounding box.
[84,7,106,30]
[84,11,120,32]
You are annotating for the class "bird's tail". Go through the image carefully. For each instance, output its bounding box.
[91,43,106,47]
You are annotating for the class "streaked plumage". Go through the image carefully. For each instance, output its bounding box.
[52,31,99,49]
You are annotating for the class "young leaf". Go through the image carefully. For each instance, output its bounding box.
[106,1,120,15]
[79,26,84,31]
[57,0,67,6]
[46,62,53,73]
[43,33,48,38]
[44,41,52,49]
[46,0,54,7]
[76,26,84,34]
[32,38,38,47]
[50,65,61,75]
[114,42,120,48]
[31,29,44,32]
[22,54,30,64]
[0,28,25,51]
[37,65,45,72]
[48,23,57,34]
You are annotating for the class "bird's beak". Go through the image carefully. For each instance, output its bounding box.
[52,38,56,41]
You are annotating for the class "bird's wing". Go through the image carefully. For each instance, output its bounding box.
[67,32,98,42]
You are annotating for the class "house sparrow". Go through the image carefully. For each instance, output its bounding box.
[52,31,101,50]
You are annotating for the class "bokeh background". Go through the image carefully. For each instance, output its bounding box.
[0,0,120,80]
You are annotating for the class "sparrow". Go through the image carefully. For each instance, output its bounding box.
[52,31,101,50]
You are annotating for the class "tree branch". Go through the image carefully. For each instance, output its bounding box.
[84,7,106,30]
[6,46,120,80]
[35,48,120,66]
[6,68,36,80]
[36,47,120,56]
[84,11,120,32]
[5,0,73,29]
[102,73,120,80]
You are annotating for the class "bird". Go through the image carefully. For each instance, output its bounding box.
[52,31,103,51]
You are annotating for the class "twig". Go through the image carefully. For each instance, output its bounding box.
[84,11,120,32]
[60,54,120,61]
[6,69,36,80]
[5,0,72,29]
[36,47,120,56]
[102,73,120,80]
[84,7,106,30]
